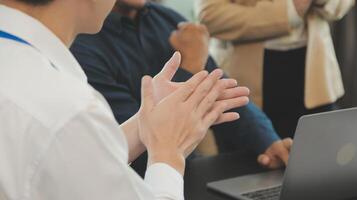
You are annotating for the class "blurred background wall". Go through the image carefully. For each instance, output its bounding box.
[154,0,357,108]
[159,0,195,21]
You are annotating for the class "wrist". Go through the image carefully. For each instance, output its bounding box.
[148,150,186,175]
[121,114,146,163]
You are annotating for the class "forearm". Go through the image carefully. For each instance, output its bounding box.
[195,0,290,43]
[120,114,146,163]
[213,103,280,154]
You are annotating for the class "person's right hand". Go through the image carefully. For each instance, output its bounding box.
[138,69,248,175]
[293,0,313,17]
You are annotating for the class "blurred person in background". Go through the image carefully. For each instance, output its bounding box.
[196,0,355,138]
[71,0,293,172]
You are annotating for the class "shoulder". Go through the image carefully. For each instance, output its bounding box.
[0,41,97,131]
[0,39,47,67]
[71,33,113,73]
[71,33,109,58]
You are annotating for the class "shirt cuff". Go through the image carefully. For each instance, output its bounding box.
[287,0,304,28]
[255,123,281,154]
[145,163,184,200]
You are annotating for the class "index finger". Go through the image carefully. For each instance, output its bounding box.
[277,147,290,166]
[186,69,223,107]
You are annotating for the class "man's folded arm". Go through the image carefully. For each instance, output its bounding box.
[195,0,291,43]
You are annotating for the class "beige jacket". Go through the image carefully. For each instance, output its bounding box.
[195,0,355,109]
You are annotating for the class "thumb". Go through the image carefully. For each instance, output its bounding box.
[258,154,271,167]
[141,76,155,112]
[158,51,181,81]
[282,138,293,151]
[177,22,189,29]
[277,146,290,166]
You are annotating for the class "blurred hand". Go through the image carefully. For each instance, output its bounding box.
[257,138,293,169]
[152,52,250,125]
[169,22,210,74]
[293,0,313,17]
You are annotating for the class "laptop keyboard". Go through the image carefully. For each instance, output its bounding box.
[241,185,282,200]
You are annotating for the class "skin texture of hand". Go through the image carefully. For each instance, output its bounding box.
[293,0,313,17]
[138,65,249,175]
[152,52,250,124]
[257,138,293,169]
[169,22,210,74]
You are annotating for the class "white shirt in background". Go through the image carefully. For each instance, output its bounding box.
[0,5,183,200]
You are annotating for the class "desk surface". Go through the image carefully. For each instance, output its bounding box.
[184,151,267,200]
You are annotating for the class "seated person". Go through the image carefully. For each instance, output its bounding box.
[71,0,292,171]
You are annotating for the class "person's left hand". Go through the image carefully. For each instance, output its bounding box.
[152,52,250,125]
[257,138,293,169]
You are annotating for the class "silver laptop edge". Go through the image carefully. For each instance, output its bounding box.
[208,107,357,200]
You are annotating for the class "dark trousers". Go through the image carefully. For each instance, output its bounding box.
[263,47,337,139]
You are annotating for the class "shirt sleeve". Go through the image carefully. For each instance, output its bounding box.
[145,164,184,200]
[213,102,280,154]
[30,96,184,200]
[195,0,291,43]
[287,0,304,28]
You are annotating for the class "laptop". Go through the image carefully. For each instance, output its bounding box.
[208,108,357,200]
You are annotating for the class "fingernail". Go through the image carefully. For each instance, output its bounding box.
[142,76,152,84]
[211,69,223,78]
[234,113,240,119]
[233,79,238,86]
[174,51,180,57]
[201,70,209,76]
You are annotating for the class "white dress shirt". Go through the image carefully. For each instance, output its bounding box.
[0,5,183,200]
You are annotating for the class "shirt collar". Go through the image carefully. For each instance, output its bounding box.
[0,5,87,82]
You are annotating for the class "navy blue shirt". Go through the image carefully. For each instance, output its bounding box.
[71,2,279,154]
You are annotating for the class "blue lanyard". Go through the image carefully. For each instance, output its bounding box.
[0,30,32,46]
[0,30,57,70]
